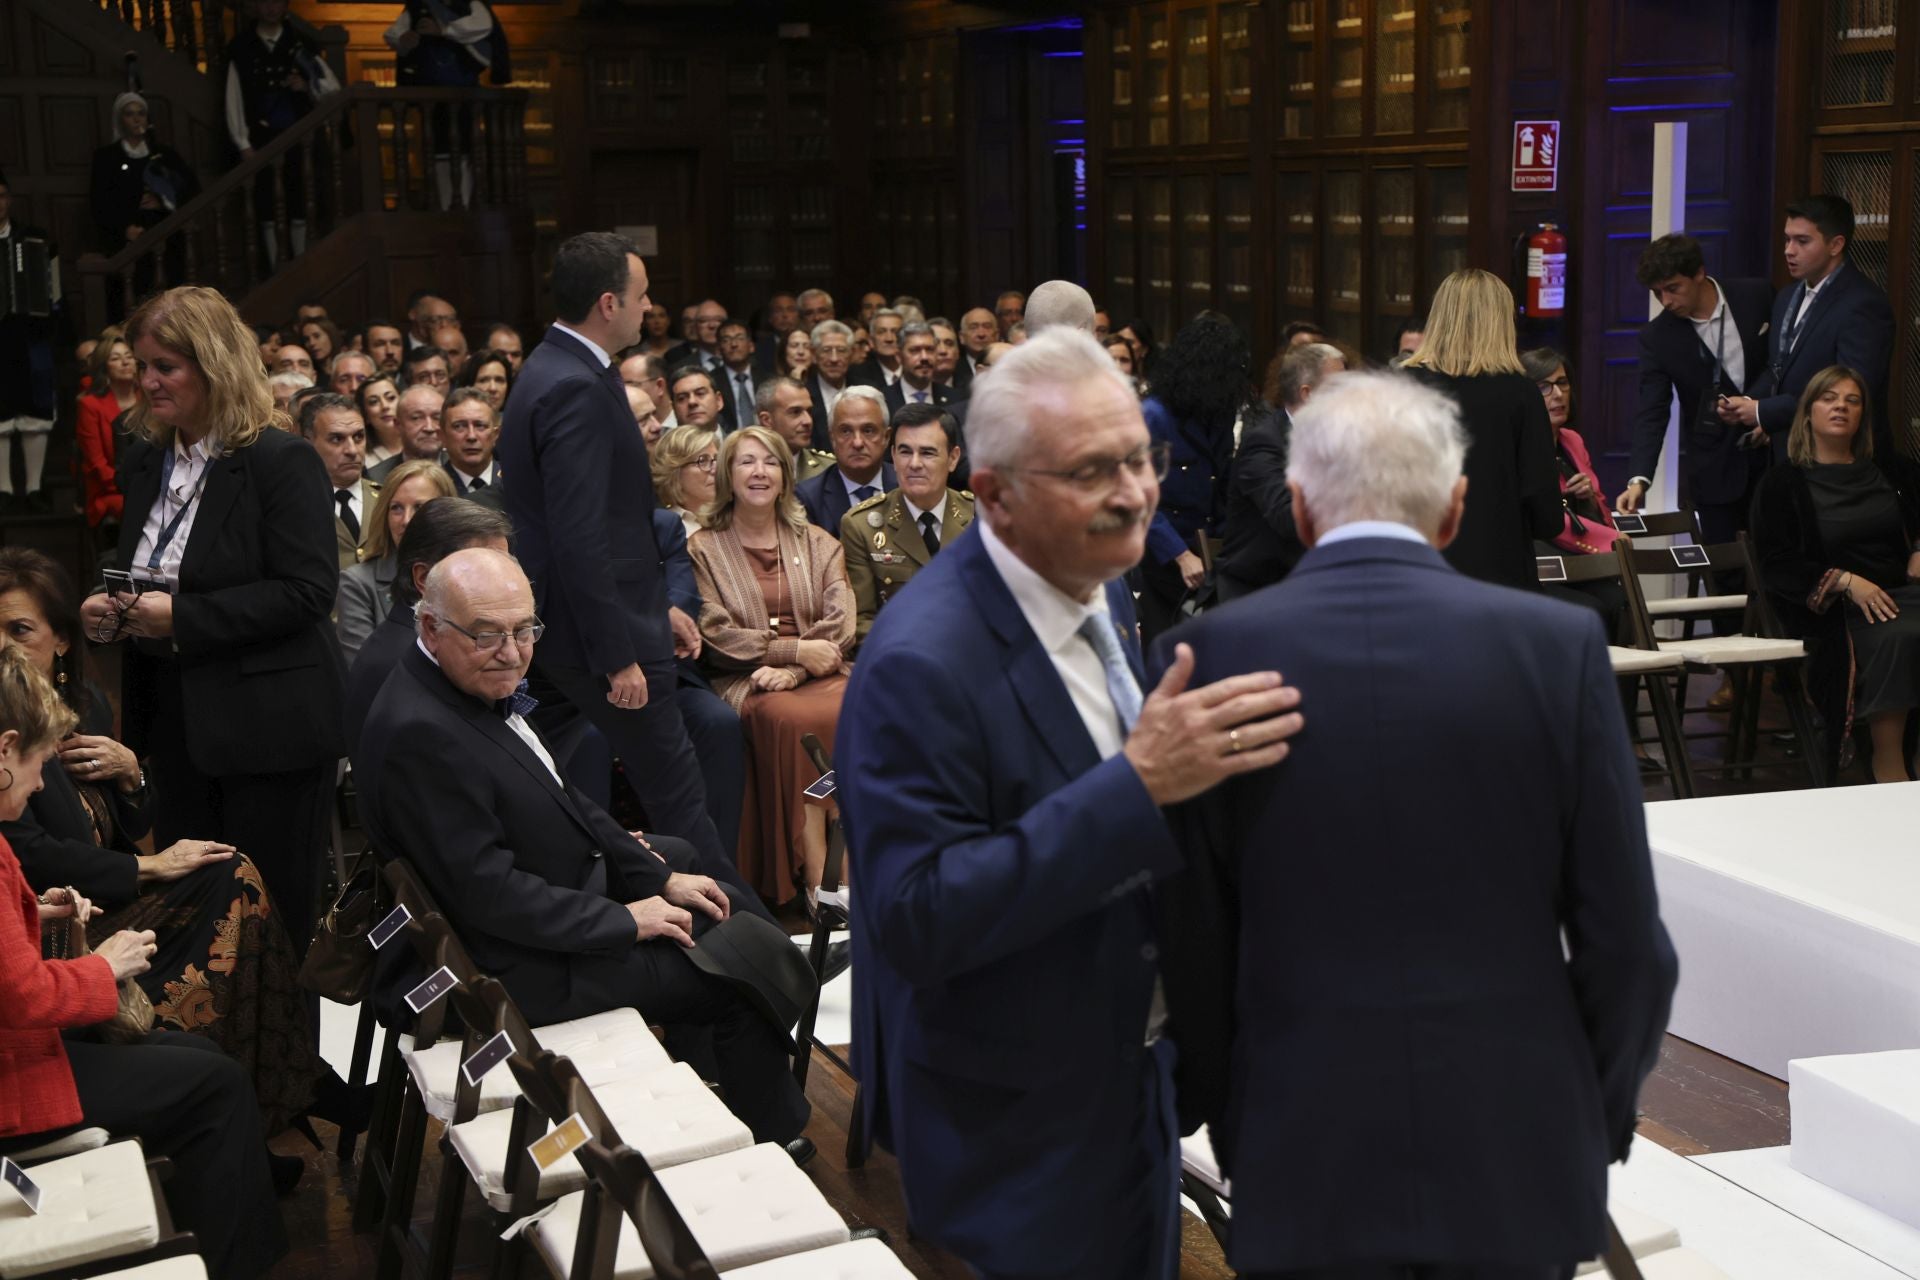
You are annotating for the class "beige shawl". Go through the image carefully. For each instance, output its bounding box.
[689,520,855,710]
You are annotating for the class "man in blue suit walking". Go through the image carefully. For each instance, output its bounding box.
[836,329,1305,1280]
[1156,372,1678,1280]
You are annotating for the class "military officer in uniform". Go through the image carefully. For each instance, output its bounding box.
[841,402,973,646]
[755,375,835,485]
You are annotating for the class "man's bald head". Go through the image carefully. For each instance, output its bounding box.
[418,548,539,701]
[1024,280,1096,336]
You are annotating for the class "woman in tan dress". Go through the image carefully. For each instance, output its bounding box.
[689,425,854,907]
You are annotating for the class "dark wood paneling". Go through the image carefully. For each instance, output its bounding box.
[40,95,103,174]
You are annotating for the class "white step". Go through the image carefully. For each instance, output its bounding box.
[1790,1050,1920,1232]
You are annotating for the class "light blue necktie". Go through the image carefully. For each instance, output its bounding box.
[1077,613,1142,734]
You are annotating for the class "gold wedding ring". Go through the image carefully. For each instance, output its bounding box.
[1228,728,1242,754]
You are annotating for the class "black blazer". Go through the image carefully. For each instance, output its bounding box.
[796,461,897,534]
[1405,368,1562,592]
[441,461,506,512]
[2,697,149,908]
[1752,261,1895,458]
[882,378,955,417]
[116,428,345,776]
[1214,406,1303,600]
[1155,537,1676,1273]
[499,326,673,683]
[355,646,675,1015]
[1630,277,1773,505]
[713,365,758,434]
[804,375,846,452]
[344,601,415,755]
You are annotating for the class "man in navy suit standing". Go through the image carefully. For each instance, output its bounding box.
[499,232,726,865]
[1157,371,1677,1280]
[837,329,1305,1280]
[1717,194,1893,461]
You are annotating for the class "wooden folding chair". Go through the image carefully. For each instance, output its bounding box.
[796,733,869,1168]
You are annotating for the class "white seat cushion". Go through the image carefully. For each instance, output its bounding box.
[448,1062,752,1211]
[1179,1126,1229,1198]
[721,1238,913,1278]
[1646,594,1746,617]
[7,1129,110,1167]
[405,1008,667,1122]
[1638,1248,1732,1278]
[0,1141,159,1279]
[529,1143,848,1279]
[96,1257,209,1279]
[1658,635,1805,666]
[1573,1204,1682,1274]
[1608,646,1686,675]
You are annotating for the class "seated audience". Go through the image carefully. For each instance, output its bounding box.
[1752,366,1920,784]
[796,386,896,533]
[368,383,444,482]
[690,427,854,906]
[269,370,311,416]
[328,349,375,399]
[0,642,291,1280]
[298,392,373,570]
[1216,341,1345,602]
[334,459,456,663]
[628,384,666,453]
[357,371,403,465]
[354,548,810,1145]
[433,324,471,381]
[1105,335,1136,380]
[362,318,405,376]
[1402,268,1561,591]
[483,324,524,374]
[755,376,831,484]
[400,345,451,395]
[76,327,137,534]
[271,343,315,381]
[0,548,326,1135]
[841,403,972,646]
[299,318,341,369]
[256,324,283,369]
[777,327,814,382]
[456,348,514,412]
[440,386,504,507]
[806,320,857,448]
[637,303,676,358]
[1115,317,1156,381]
[670,365,722,431]
[652,424,720,537]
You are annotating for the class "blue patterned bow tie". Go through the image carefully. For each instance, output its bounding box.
[496,679,539,720]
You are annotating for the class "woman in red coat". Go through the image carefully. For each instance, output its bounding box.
[75,327,138,532]
[0,643,287,1280]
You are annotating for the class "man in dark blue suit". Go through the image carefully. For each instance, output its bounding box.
[1156,371,1677,1280]
[837,329,1304,1280]
[1623,234,1774,544]
[1720,194,1894,462]
[498,232,727,865]
[795,384,895,533]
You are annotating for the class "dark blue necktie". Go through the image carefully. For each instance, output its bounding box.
[496,678,539,720]
[853,485,877,503]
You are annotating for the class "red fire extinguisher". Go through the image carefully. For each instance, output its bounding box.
[1524,223,1568,317]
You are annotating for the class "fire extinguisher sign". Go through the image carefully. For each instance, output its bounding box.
[1512,120,1560,192]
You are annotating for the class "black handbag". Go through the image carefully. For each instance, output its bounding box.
[298,854,379,1003]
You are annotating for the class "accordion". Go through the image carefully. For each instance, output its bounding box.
[2,236,53,320]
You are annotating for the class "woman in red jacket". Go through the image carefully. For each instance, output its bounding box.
[75,326,138,534]
[0,643,287,1280]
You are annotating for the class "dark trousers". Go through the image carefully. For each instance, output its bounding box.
[561,936,808,1145]
[679,680,745,859]
[1245,1267,1575,1280]
[62,1031,289,1280]
[534,660,727,867]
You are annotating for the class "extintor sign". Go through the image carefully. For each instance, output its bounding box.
[1512,121,1560,192]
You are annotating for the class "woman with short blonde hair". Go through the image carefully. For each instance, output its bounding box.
[335,459,457,661]
[1401,269,1561,590]
[652,424,721,537]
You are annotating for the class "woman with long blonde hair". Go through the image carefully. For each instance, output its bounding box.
[1402,269,1562,589]
[76,288,353,1141]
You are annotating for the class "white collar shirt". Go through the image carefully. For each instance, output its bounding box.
[416,638,562,785]
[551,322,612,369]
[815,375,844,417]
[976,518,1126,760]
[839,469,884,505]
[452,459,497,492]
[1316,519,1429,547]
[904,493,941,530]
[1790,262,1845,342]
[334,478,365,528]
[1690,278,1747,393]
[133,434,216,591]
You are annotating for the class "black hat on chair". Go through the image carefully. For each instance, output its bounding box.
[682,912,819,1052]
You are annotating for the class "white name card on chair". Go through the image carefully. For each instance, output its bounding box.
[527,1114,591,1172]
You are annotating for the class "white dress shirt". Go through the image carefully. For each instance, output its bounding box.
[552,322,612,368]
[334,479,365,529]
[904,493,941,532]
[416,639,562,784]
[1316,519,1428,547]
[133,435,215,591]
[1689,277,1747,393]
[1787,262,1845,348]
[977,519,1126,760]
[814,374,844,419]
[451,459,497,493]
[899,380,936,405]
[839,469,884,507]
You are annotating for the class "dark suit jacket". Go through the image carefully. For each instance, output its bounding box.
[1215,406,1303,599]
[499,326,673,685]
[1154,537,1676,1273]
[1631,277,1773,505]
[1405,368,1562,591]
[2,697,149,907]
[1753,261,1895,458]
[796,461,897,533]
[838,530,1176,1273]
[881,378,955,417]
[116,428,345,776]
[344,601,415,754]
[847,358,894,390]
[356,645,676,1016]
[714,365,758,434]
[804,375,846,452]
[442,460,506,512]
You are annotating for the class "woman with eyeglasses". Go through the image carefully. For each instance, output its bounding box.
[76,287,346,1016]
[652,424,721,538]
[334,458,457,663]
[689,426,854,908]
[1135,310,1248,642]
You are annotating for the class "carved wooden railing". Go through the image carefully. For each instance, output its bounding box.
[90,0,344,84]
[74,85,529,335]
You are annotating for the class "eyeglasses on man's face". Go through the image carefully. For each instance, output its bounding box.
[441,616,545,654]
[1014,441,1171,492]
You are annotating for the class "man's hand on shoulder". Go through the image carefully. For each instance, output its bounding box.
[1126,642,1304,806]
[663,871,730,922]
[627,897,696,947]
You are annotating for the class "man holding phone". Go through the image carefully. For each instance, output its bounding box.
[1623,235,1773,545]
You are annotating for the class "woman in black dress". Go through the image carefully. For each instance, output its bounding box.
[1402,269,1562,590]
[0,548,322,1131]
[87,92,197,308]
[1752,365,1920,783]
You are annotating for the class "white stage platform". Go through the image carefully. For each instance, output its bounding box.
[1696,1146,1920,1278]
[1644,783,1920,1078]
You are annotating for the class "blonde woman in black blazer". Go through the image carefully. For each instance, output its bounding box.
[80,286,344,966]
